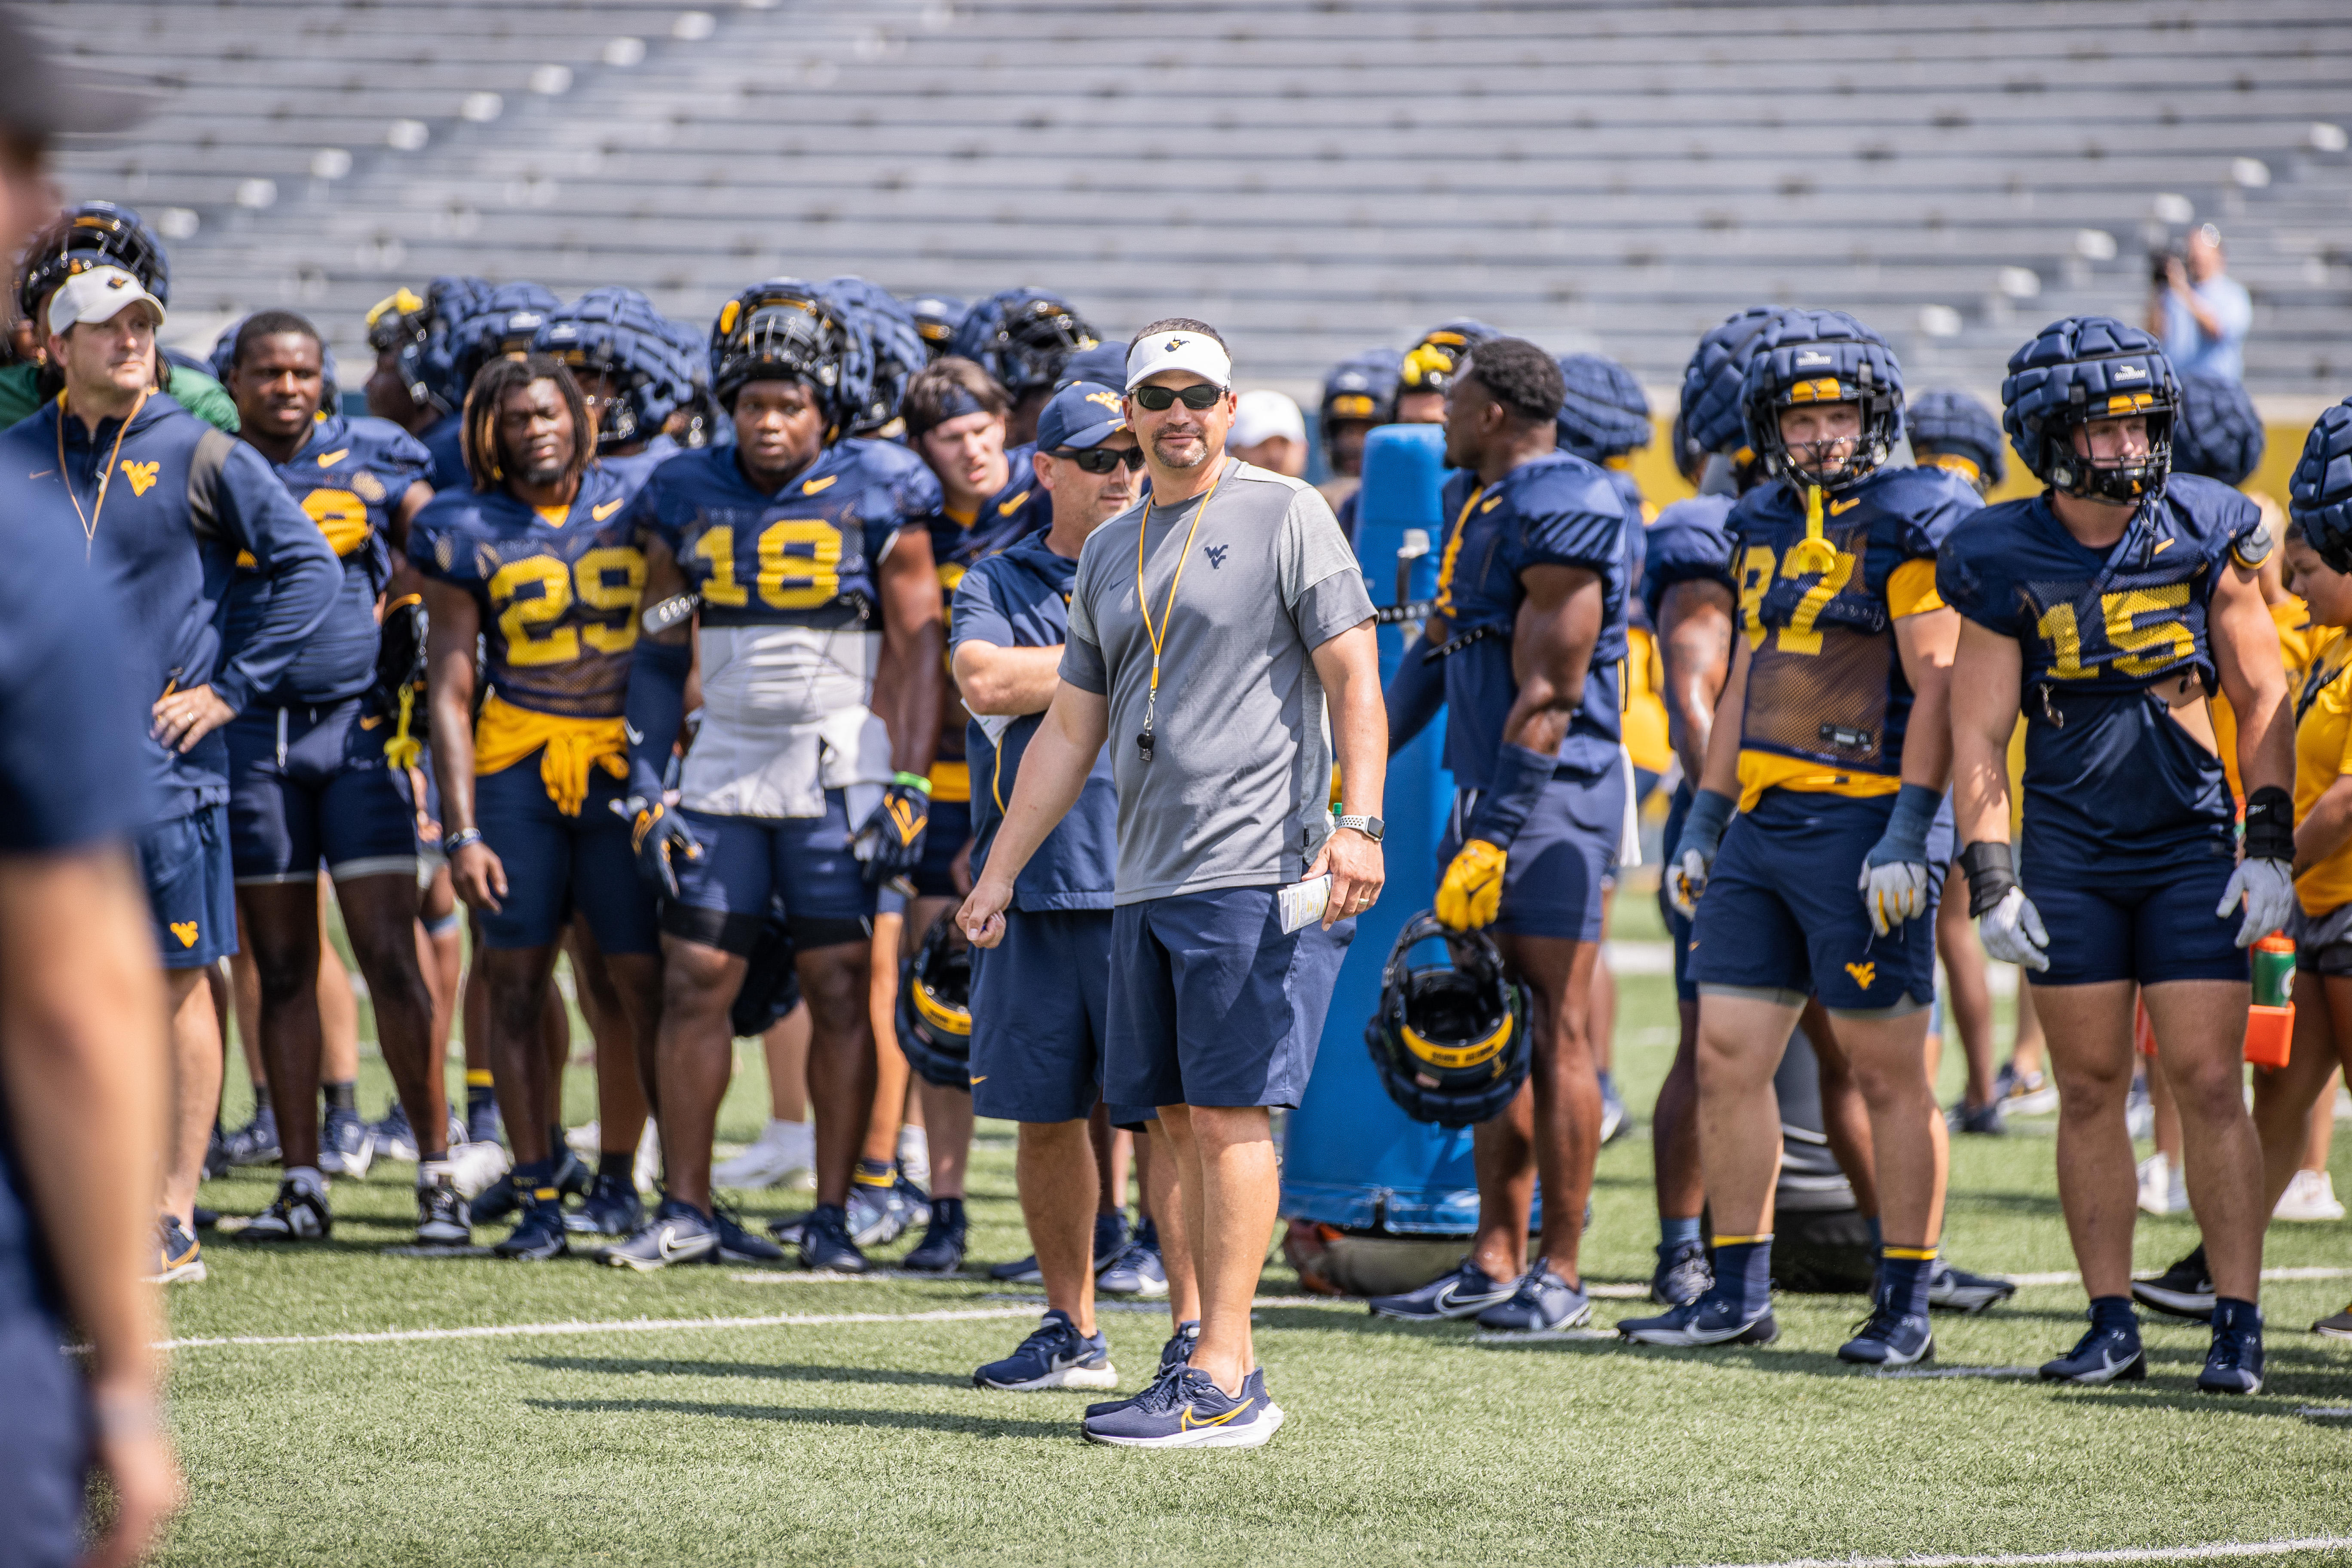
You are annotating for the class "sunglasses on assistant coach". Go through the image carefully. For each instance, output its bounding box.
[1130,383,1225,412]
[1057,444,1145,473]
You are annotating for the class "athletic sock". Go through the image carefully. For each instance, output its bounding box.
[597,1152,633,1184]
[1659,1215,1703,1254]
[1136,1213,1159,1250]
[854,1157,896,1188]
[930,1196,966,1231]
[1597,1069,1618,1099]
[2089,1295,2139,1337]
[249,1082,272,1112]
[323,1080,357,1112]
[417,1159,453,1188]
[1880,1245,1936,1318]
[513,1156,557,1199]
[1711,1235,1772,1316]
[2212,1295,2261,1331]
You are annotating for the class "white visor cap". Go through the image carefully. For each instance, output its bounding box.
[47,264,167,337]
[1125,330,1231,393]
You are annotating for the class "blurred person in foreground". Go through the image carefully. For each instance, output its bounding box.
[2146,222,2252,385]
[1228,388,1308,477]
[0,8,183,1558]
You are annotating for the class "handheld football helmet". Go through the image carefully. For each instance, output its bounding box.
[1906,388,2006,491]
[1398,320,1499,401]
[948,288,1099,399]
[1319,347,1403,446]
[1678,306,1778,459]
[2172,373,2265,489]
[532,287,692,453]
[1364,913,1531,1129]
[729,919,804,1039]
[366,275,485,415]
[1554,352,1651,464]
[894,918,973,1090]
[2001,316,2177,505]
[450,281,563,395]
[2289,397,2352,573]
[822,278,929,437]
[15,201,170,327]
[904,294,967,362]
[709,278,847,429]
[1740,308,1904,493]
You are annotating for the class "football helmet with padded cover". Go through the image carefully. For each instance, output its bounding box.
[15,201,170,324]
[905,294,967,363]
[2289,397,2352,573]
[1365,913,1531,1129]
[949,288,1099,398]
[366,275,485,416]
[2172,373,2265,488]
[822,278,929,437]
[658,314,723,447]
[1741,307,1905,492]
[895,917,973,1090]
[1554,352,1651,463]
[532,286,693,453]
[450,281,563,396]
[1907,388,2007,490]
[1320,347,1403,448]
[709,277,848,428]
[2002,316,2177,506]
[1679,306,1777,459]
[1398,320,1498,401]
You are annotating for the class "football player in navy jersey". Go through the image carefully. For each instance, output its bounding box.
[1363,339,1626,1334]
[1623,309,1976,1365]
[422,282,562,493]
[214,309,463,1246]
[946,288,1100,446]
[617,280,946,1274]
[1942,318,2291,1393]
[410,353,663,1262]
[534,287,693,498]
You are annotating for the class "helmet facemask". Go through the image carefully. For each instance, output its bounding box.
[2043,389,2174,506]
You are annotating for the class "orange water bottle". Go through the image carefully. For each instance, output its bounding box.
[2245,932,2296,1070]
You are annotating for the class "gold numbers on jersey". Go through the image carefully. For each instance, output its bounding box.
[488,548,646,667]
[2035,584,2193,681]
[1737,540,1856,655]
[692,520,844,612]
[301,487,372,556]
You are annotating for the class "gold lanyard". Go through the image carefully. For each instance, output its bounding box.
[55,388,150,556]
[1131,457,1229,762]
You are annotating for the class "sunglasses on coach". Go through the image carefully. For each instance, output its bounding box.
[1059,445,1147,473]
[1130,383,1225,412]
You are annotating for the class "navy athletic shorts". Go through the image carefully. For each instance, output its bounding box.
[1439,766,1625,943]
[138,804,236,968]
[1658,781,1697,1004]
[227,699,417,884]
[1106,886,1353,1111]
[664,790,876,956]
[1687,788,1949,1014]
[472,754,656,954]
[971,908,1155,1127]
[2021,841,2245,988]
[910,797,971,900]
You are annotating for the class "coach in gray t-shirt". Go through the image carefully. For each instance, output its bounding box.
[959,319,1384,1449]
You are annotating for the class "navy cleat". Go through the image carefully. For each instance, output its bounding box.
[2040,1321,2146,1384]
[1651,1240,1713,1307]
[799,1202,869,1274]
[1087,1321,1199,1418]
[767,1211,808,1248]
[319,1105,374,1179]
[240,1176,332,1242]
[2132,1245,2215,1321]
[192,1206,217,1230]
[1838,1295,1936,1367]
[2198,1302,2265,1395]
[603,1199,717,1271]
[1369,1258,1513,1322]
[564,1174,645,1237]
[476,1147,591,1225]
[974,1310,1119,1391]
[220,1104,280,1167]
[413,1175,471,1247]
[989,1254,1044,1284]
[903,1211,968,1275]
[1618,1293,1778,1348]
[1096,1228,1168,1298]
[493,1194,570,1261]
[1475,1260,1592,1333]
[1083,1366,1285,1449]
[202,1126,232,1181]
[145,1214,207,1283]
[1927,1261,2017,1315]
[712,1197,785,1263]
[2315,1302,2352,1341]
[372,1102,420,1164]
[845,1172,928,1248]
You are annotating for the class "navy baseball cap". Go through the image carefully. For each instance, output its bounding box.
[1036,380,1128,453]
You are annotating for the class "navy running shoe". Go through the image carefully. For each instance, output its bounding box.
[192,1206,217,1230]
[989,1254,1045,1284]
[413,1175,470,1247]
[145,1214,206,1283]
[2039,1321,2146,1384]
[1927,1261,2017,1315]
[2199,1302,2265,1395]
[1652,1240,1712,1307]
[974,1310,1118,1391]
[1368,1258,1513,1322]
[2315,1302,2352,1341]
[493,1194,570,1261]
[1087,1321,1199,1418]
[373,1102,420,1164]
[1838,1295,1935,1367]
[767,1211,808,1248]
[846,1173,925,1247]
[202,1126,231,1181]
[1476,1261,1591,1332]
[1617,1293,1778,1348]
[712,1197,786,1263]
[2132,1245,2214,1321]
[1084,1366,1285,1449]
[1096,1233,1168,1298]
[604,1199,717,1271]
[564,1174,645,1236]
[902,1212,967,1275]
[1093,1210,1130,1264]
[319,1105,374,1179]
[799,1202,869,1274]
[220,1105,280,1167]
[241,1177,332,1242]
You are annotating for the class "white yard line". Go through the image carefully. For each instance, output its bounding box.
[1678,1540,2352,1568]
[2005,1266,2352,1289]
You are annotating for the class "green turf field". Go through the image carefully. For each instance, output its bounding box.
[168,890,2352,1567]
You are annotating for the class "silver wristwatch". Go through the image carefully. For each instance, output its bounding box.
[1334,814,1385,843]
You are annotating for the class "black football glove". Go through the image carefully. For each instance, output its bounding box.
[854,774,932,884]
[615,793,701,899]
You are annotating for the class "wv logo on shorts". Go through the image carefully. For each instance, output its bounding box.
[120,459,160,496]
[1204,544,1228,570]
[169,920,200,948]
[1844,960,1876,990]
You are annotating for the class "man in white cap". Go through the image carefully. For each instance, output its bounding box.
[20,261,337,1295]
[959,318,1385,1448]
[1228,388,1308,478]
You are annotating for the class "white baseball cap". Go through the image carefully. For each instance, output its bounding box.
[47,264,167,337]
[1125,329,1231,393]
[1230,389,1306,449]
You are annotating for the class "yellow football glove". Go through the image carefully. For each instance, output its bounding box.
[1436,839,1508,931]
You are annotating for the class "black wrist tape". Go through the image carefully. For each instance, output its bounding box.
[1957,840,2019,919]
[2243,785,2294,864]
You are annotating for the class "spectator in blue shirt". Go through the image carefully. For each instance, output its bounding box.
[2148,223,2253,383]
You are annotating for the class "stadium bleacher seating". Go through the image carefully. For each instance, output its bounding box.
[23,0,2352,397]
